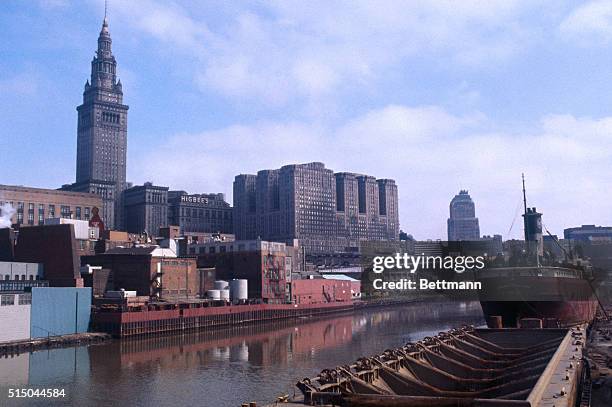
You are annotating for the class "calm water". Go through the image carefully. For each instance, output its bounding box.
[0,301,485,406]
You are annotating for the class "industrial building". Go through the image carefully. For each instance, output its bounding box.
[196,239,297,303]
[81,243,202,299]
[0,286,92,342]
[0,221,98,287]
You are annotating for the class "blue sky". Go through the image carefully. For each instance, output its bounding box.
[2,0,612,239]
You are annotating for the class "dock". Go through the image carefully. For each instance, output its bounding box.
[0,332,111,356]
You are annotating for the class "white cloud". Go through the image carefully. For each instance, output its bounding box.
[560,0,612,44]
[109,0,544,107]
[130,105,612,240]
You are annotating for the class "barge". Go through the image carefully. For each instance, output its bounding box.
[91,297,424,337]
[292,324,587,407]
[93,301,354,337]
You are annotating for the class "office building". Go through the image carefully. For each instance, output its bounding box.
[62,15,128,230]
[0,184,101,226]
[233,162,399,254]
[123,182,168,236]
[447,190,480,241]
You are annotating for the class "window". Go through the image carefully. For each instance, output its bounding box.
[76,207,82,220]
[84,207,90,219]
[1,295,14,306]
[49,204,55,218]
[18,294,31,305]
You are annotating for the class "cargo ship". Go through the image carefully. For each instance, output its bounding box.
[477,176,599,328]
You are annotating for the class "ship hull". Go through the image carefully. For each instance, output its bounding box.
[477,266,598,327]
[480,299,598,327]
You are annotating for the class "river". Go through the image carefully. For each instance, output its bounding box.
[0,301,485,406]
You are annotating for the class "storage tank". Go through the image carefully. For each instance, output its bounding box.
[230,279,248,301]
[220,289,230,301]
[207,289,221,300]
[214,280,229,290]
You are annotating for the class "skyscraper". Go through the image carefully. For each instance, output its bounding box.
[62,15,128,230]
[447,190,480,241]
[233,162,399,254]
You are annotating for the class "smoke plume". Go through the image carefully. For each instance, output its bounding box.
[0,202,15,228]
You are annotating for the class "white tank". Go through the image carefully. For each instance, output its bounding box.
[207,289,221,300]
[220,289,230,301]
[230,279,248,301]
[214,280,229,290]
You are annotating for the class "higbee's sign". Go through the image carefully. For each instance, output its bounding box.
[181,195,209,204]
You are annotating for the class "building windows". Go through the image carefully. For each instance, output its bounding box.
[76,207,82,220]
[38,204,44,224]
[49,205,55,218]
[61,205,71,219]
[1,295,15,306]
[27,212,34,225]
[84,207,90,220]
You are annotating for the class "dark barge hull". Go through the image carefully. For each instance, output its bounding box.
[480,299,598,328]
[477,266,598,328]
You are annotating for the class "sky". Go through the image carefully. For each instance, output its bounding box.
[1,0,612,240]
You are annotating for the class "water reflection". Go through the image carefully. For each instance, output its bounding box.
[1,301,484,407]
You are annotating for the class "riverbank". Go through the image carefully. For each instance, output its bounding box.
[0,332,110,356]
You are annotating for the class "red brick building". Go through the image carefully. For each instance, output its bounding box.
[196,240,293,303]
[291,278,352,304]
[82,247,200,298]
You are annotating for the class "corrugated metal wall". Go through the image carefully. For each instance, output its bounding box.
[30,287,91,338]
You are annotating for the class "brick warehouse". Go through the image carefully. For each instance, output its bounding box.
[196,240,296,303]
[81,247,200,298]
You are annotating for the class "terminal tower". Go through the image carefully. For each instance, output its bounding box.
[62,15,128,230]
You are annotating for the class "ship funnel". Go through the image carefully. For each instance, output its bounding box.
[523,207,543,259]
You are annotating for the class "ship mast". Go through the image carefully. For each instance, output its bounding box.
[522,173,528,241]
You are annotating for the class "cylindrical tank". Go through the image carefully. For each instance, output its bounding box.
[214,280,229,290]
[220,289,230,301]
[230,279,248,301]
[207,289,221,300]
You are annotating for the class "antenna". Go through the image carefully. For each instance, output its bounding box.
[104,0,108,20]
